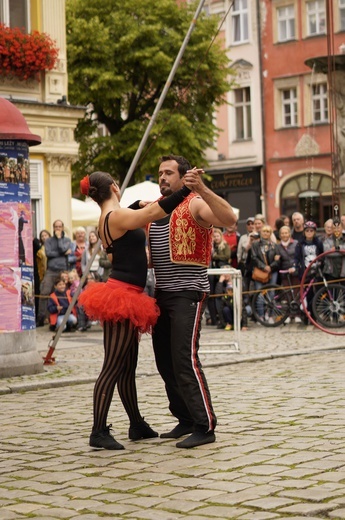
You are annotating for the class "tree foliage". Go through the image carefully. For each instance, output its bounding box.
[66,0,234,190]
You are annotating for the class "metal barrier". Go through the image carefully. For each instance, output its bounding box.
[205,267,242,352]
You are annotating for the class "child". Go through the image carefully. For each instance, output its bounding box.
[67,269,80,296]
[216,279,248,331]
[47,277,77,332]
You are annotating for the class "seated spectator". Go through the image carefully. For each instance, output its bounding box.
[215,278,248,331]
[47,277,77,332]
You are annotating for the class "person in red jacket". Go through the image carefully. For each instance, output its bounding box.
[47,277,77,332]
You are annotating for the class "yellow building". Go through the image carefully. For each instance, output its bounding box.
[0,0,84,237]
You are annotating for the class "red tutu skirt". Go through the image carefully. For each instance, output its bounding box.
[78,278,159,334]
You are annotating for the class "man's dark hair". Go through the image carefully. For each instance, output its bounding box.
[160,155,192,177]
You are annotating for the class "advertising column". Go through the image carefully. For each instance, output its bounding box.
[0,97,43,377]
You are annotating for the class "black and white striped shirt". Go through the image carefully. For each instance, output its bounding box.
[149,215,210,292]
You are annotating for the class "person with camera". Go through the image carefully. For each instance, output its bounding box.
[36,220,72,327]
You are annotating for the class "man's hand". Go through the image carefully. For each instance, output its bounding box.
[183,167,205,192]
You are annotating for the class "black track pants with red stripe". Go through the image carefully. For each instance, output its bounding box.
[152,290,217,433]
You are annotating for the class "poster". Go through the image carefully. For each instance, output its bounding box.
[0,140,35,332]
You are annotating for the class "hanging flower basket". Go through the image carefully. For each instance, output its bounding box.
[0,24,59,81]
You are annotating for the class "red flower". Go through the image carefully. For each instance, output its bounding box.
[0,24,59,81]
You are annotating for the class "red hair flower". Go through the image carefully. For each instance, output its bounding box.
[80,175,90,195]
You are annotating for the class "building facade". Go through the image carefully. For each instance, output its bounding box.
[203,0,264,232]
[201,0,345,229]
[0,0,84,237]
[259,0,345,228]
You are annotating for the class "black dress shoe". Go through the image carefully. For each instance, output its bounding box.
[160,424,194,439]
[176,431,215,449]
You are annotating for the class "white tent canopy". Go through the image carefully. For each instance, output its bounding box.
[120,180,161,207]
[71,181,161,228]
[71,180,239,227]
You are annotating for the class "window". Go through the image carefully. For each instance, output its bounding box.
[277,5,295,42]
[281,88,298,126]
[307,0,326,36]
[234,87,252,140]
[340,0,345,31]
[312,83,328,123]
[231,0,248,44]
[0,0,30,32]
[30,160,44,237]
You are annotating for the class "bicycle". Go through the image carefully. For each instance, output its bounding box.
[251,264,345,328]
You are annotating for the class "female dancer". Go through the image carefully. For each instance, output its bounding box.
[79,170,194,450]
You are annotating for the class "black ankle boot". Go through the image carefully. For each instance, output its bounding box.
[128,419,158,441]
[89,424,125,450]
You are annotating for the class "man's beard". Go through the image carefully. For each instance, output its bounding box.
[160,185,173,196]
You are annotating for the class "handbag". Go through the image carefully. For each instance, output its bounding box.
[252,252,270,284]
[252,267,270,284]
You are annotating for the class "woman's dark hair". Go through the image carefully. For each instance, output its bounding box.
[275,217,285,231]
[160,155,192,177]
[39,229,51,242]
[88,171,118,205]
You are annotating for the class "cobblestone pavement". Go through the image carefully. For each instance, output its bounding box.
[1,323,345,519]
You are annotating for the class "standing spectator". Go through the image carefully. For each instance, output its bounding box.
[281,215,290,227]
[291,212,305,243]
[322,225,345,282]
[33,229,51,318]
[254,214,277,243]
[322,219,334,242]
[277,226,300,323]
[251,225,280,323]
[208,228,231,327]
[149,154,237,449]
[70,226,87,277]
[237,217,255,274]
[251,225,280,287]
[237,218,257,317]
[77,272,100,332]
[99,246,112,281]
[81,230,104,279]
[36,220,72,327]
[294,221,323,318]
[47,277,77,332]
[223,222,240,268]
[273,217,285,243]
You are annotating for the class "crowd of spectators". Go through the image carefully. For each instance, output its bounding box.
[206,212,345,330]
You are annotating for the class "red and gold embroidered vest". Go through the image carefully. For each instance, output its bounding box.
[169,193,212,266]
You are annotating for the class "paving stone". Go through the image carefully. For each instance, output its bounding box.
[329,508,345,519]
[1,329,345,520]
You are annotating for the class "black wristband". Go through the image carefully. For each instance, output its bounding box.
[127,200,141,210]
[158,185,191,214]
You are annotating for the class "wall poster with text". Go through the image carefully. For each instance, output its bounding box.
[0,140,35,332]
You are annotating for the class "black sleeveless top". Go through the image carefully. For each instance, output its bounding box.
[103,212,147,288]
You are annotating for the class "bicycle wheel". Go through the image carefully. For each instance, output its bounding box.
[252,284,291,327]
[312,283,345,328]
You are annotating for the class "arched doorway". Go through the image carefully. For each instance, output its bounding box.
[280,172,332,227]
